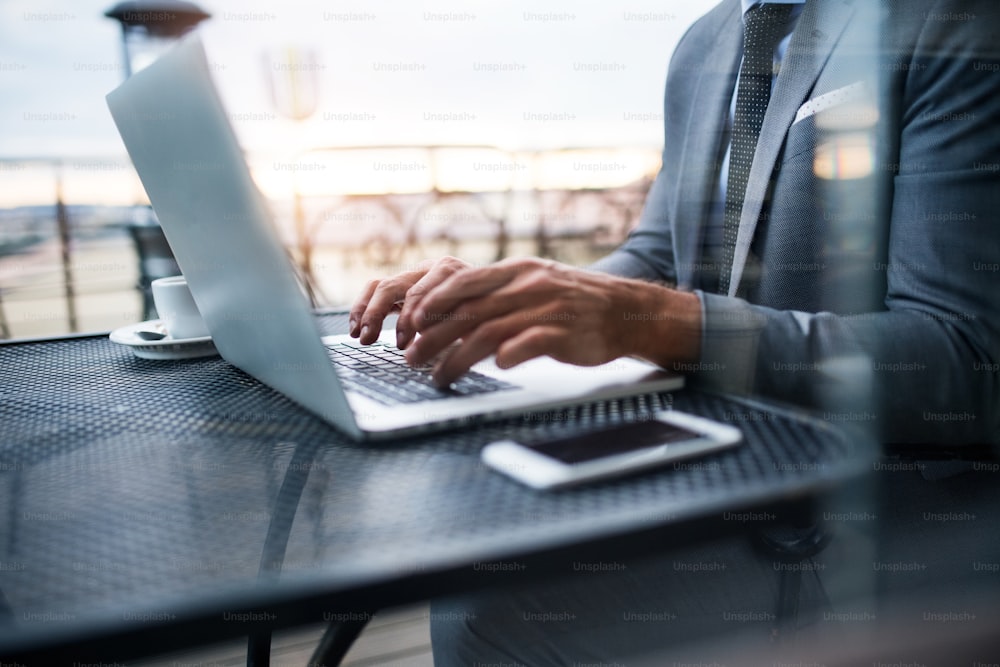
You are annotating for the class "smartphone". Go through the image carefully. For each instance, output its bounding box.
[481,410,742,489]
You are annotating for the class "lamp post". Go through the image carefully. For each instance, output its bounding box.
[104,0,210,77]
[104,1,210,318]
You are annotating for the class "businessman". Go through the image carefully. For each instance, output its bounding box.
[351,0,1000,662]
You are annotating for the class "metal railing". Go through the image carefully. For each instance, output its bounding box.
[0,147,659,339]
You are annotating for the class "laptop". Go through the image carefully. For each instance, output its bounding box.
[106,35,683,440]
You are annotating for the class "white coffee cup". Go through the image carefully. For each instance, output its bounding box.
[151,275,210,340]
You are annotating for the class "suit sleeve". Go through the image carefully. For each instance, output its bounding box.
[587,8,717,284]
[588,162,678,283]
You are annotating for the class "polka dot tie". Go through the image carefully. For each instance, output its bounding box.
[718,2,794,295]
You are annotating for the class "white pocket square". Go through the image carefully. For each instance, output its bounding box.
[793,81,867,125]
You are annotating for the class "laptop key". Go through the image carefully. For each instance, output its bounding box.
[325,341,517,406]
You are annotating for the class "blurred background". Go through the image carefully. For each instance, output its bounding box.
[0,0,713,339]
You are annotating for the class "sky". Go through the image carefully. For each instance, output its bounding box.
[0,0,716,205]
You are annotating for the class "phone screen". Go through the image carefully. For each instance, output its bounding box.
[527,420,703,465]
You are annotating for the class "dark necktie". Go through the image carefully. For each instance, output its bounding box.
[719,2,794,295]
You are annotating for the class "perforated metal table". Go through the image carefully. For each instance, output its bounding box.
[0,312,868,665]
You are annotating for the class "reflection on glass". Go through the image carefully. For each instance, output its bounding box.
[813,130,875,181]
[263,47,320,122]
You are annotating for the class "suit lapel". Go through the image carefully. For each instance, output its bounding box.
[726,0,856,296]
[673,1,741,289]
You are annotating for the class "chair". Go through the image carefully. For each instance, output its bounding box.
[126,208,180,320]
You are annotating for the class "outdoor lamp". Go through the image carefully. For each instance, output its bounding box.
[104,0,210,78]
[104,1,210,318]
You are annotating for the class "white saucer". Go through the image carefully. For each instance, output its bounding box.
[109,320,218,360]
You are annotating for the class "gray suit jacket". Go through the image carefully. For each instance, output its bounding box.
[593,0,1000,444]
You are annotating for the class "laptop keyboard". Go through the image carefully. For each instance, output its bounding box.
[325,340,518,406]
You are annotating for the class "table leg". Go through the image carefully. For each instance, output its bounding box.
[753,504,832,643]
[309,615,373,666]
[246,632,272,667]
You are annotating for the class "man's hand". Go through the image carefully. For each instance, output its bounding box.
[353,256,702,387]
[349,256,472,346]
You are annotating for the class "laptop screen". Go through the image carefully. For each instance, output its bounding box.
[106,34,359,437]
